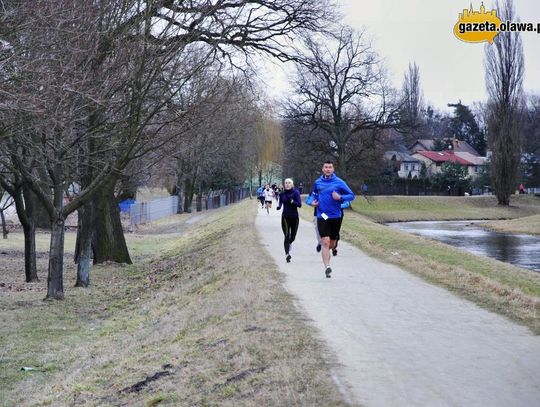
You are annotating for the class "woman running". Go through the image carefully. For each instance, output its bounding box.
[277,178,302,262]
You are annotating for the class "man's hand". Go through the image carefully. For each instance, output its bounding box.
[312,199,319,207]
[332,191,341,200]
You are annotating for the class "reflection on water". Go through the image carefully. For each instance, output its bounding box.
[387,220,540,272]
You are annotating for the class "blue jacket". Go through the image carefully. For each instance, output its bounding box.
[308,174,355,219]
[277,189,302,218]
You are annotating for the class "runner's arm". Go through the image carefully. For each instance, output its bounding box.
[338,181,355,202]
[292,190,302,207]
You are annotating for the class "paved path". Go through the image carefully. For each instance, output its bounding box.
[255,205,540,407]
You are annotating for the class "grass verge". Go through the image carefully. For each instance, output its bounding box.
[1,202,348,406]
[480,214,540,235]
[353,194,540,222]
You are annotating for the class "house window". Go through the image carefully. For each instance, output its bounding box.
[474,166,479,173]
[404,164,409,171]
[412,164,416,171]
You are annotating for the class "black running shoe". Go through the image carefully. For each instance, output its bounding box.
[332,248,338,256]
[316,244,321,253]
[325,266,332,278]
[286,254,291,263]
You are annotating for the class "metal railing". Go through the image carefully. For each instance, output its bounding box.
[129,196,179,225]
[129,187,250,225]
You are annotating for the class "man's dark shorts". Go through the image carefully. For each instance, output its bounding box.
[317,217,343,240]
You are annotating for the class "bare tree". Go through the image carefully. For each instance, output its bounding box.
[400,62,425,143]
[0,184,14,238]
[285,27,399,180]
[484,0,525,205]
[1,0,336,298]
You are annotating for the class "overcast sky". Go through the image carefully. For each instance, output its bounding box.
[263,0,540,113]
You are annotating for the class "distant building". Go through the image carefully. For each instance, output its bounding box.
[384,151,422,178]
[409,138,480,156]
[412,150,486,178]
[453,152,487,178]
[409,139,436,153]
[450,138,480,156]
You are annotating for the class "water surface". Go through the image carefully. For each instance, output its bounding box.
[387,220,540,272]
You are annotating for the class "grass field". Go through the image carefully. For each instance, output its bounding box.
[352,194,540,223]
[301,194,540,334]
[0,202,347,407]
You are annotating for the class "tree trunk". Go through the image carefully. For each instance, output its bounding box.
[46,216,65,299]
[183,177,194,213]
[338,152,348,179]
[91,180,132,264]
[175,163,185,213]
[25,188,52,230]
[74,202,93,287]
[16,185,39,282]
[0,209,7,239]
[23,221,38,282]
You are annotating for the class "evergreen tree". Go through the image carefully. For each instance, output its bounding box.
[447,101,486,155]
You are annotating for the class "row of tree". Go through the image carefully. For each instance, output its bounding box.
[0,0,334,298]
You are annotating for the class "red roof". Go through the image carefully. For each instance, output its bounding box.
[415,151,473,165]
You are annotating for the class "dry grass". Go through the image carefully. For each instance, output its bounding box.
[480,214,540,235]
[0,202,349,406]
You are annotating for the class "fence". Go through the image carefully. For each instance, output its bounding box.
[129,196,179,225]
[129,187,250,225]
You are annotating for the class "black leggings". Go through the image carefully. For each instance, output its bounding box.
[281,216,299,255]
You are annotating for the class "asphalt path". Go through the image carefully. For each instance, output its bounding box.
[255,203,540,407]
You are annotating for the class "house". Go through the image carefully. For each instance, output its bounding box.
[453,152,487,178]
[409,139,435,153]
[409,138,480,156]
[450,138,480,156]
[384,150,422,178]
[412,150,474,177]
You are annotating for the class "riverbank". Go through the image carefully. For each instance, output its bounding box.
[480,214,540,236]
[1,202,346,406]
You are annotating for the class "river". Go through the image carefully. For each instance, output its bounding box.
[387,220,540,272]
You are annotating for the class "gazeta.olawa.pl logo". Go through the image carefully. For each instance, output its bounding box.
[454,2,540,44]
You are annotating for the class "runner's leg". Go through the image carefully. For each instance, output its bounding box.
[281,216,290,255]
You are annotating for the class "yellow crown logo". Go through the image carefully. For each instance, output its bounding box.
[454,2,502,44]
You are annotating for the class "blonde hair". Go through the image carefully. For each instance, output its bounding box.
[284,178,294,187]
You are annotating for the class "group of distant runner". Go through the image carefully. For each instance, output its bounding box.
[257,183,281,213]
[258,159,355,278]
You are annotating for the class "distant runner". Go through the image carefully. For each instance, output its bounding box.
[263,184,274,214]
[276,178,302,263]
[256,185,265,208]
[307,160,355,278]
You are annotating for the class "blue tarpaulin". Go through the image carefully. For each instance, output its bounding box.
[119,199,135,213]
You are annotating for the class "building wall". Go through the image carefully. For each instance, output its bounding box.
[398,162,421,178]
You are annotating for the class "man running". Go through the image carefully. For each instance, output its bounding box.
[307,160,355,278]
